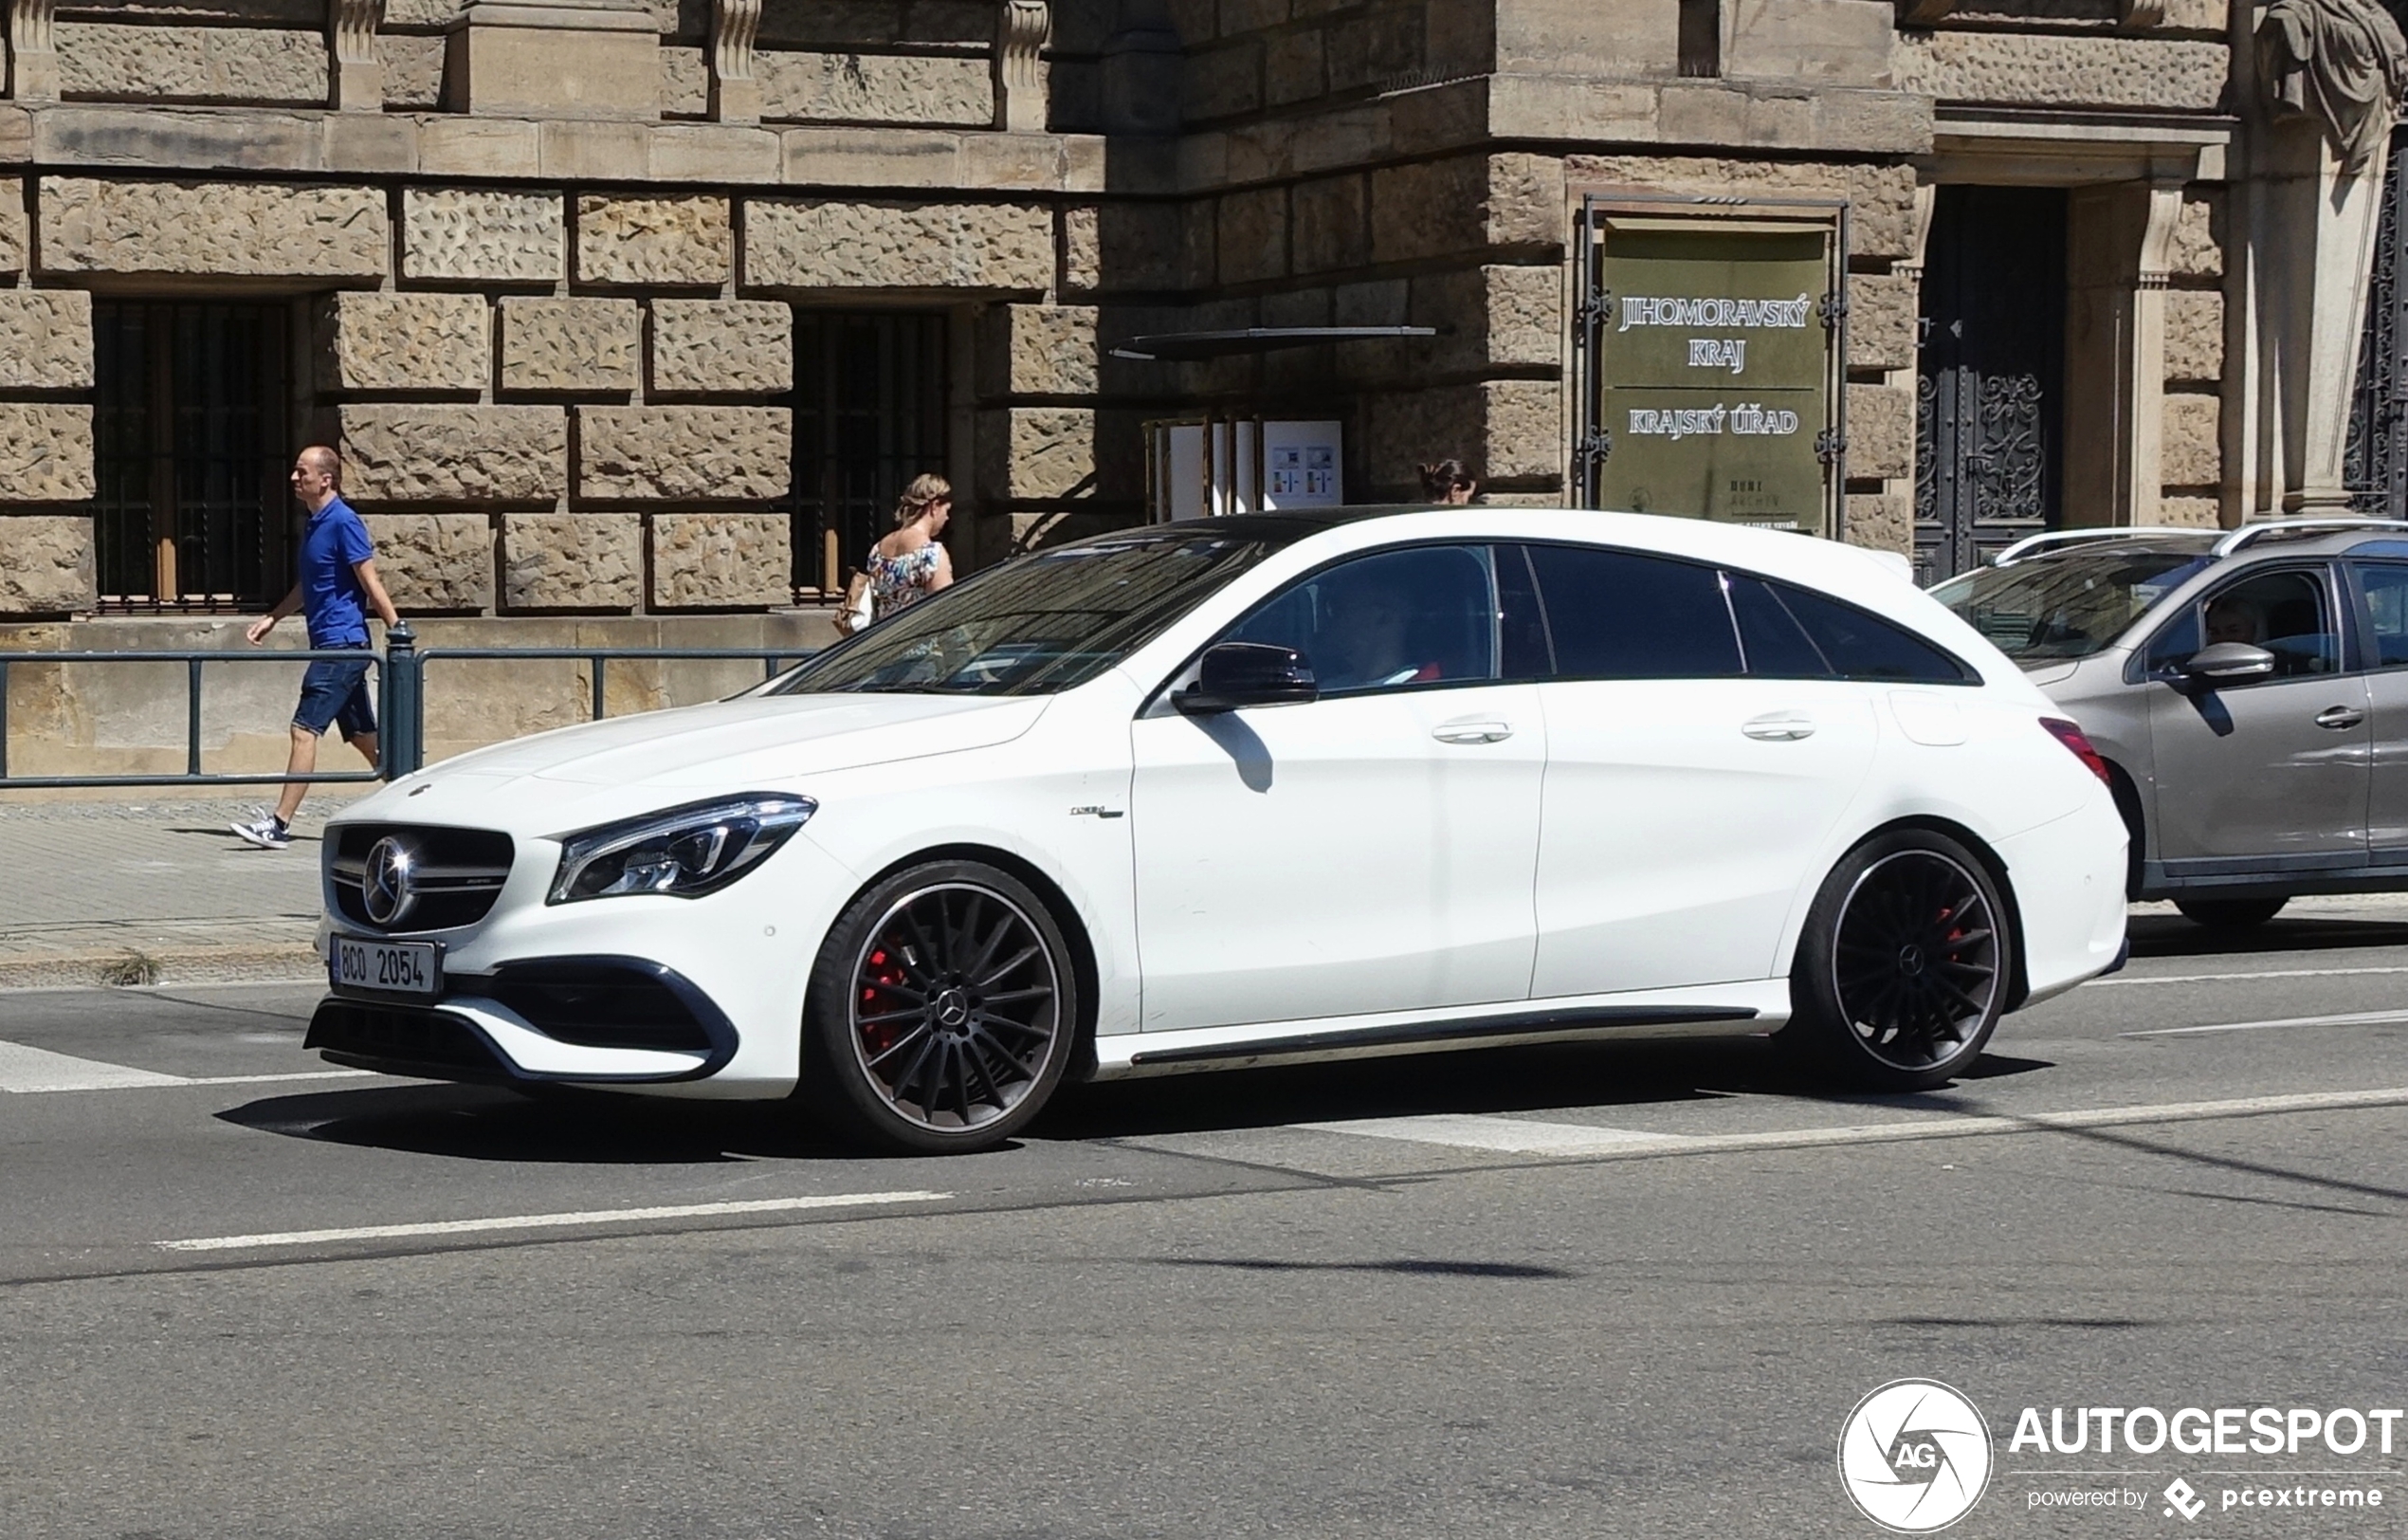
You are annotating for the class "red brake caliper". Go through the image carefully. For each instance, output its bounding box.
[859,943,913,1056]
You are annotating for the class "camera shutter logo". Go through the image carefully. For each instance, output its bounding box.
[1837,1379,1993,1532]
[362,836,418,928]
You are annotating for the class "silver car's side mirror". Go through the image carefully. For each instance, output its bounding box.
[2180,641,2276,682]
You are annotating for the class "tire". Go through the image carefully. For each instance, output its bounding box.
[1783,829,2016,1093]
[2173,896,2288,929]
[801,859,1080,1155]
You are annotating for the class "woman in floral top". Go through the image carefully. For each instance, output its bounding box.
[841,474,954,633]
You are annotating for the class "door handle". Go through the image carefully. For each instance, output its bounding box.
[2315,706,2367,730]
[1742,711,1816,742]
[1432,721,1512,744]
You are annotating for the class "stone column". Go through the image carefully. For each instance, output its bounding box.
[330,0,387,113]
[2062,177,2186,527]
[996,0,1050,134]
[447,0,661,120]
[708,0,760,124]
[6,0,56,103]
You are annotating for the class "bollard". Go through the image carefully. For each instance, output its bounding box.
[382,622,421,778]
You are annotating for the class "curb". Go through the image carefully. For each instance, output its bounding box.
[0,944,323,992]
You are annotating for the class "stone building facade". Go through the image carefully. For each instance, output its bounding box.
[0,3,2398,701]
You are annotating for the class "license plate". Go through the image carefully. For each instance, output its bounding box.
[330,935,441,998]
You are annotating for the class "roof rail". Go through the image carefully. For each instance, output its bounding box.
[1990,526,2206,567]
[2211,517,2408,559]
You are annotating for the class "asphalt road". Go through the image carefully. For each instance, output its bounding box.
[4,912,2407,1539]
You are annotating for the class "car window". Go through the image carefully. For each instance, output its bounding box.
[1224,544,1497,694]
[2145,567,2339,679]
[1772,582,1975,684]
[1927,547,2211,662]
[2355,563,2408,669]
[1496,543,1552,679]
[1520,544,1742,680]
[1726,574,1837,679]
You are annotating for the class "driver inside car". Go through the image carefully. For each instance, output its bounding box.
[1318,581,1443,690]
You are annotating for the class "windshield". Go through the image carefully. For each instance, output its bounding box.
[759,532,1276,696]
[1929,549,2210,662]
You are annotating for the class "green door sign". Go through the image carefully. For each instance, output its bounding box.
[1595,228,1833,532]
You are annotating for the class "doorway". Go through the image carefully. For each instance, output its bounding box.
[1915,186,2069,583]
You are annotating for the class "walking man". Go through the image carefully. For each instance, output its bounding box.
[229,445,400,851]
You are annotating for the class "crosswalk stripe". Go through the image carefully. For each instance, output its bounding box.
[0,1038,375,1094]
[1291,1112,1683,1155]
[161,1190,955,1253]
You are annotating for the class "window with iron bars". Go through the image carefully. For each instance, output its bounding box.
[787,312,948,598]
[93,301,292,614]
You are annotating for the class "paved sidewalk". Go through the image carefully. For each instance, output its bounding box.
[0,796,365,988]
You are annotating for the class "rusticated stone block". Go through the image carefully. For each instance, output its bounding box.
[360,513,495,611]
[0,178,25,275]
[500,298,641,394]
[759,51,994,126]
[41,179,387,280]
[0,406,96,502]
[1370,153,1566,266]
[1217,186,1288,284]
[650,300,794,396]
[576,196,732,286]
[2170,193,2223,280]
[1364,381,1561,489]
[757,1,994,47]
[1425,265,1561,370]
[977,305,1099,397]
[1292,174,1368,274]
[502,514,641,611]
[661,46,709,118]
[1891,31,2228,111]
[1563,154,1920,261]
[578,408,793,501]
[1843,492,1910,557]
[316,293,488,394]
[2162,393,2221,487]
[384,34,447,110]
[1848,381,1914,482]
[744,198,1052,290]
[401,189,564,285]
[1848,273,1918,372]
[1061,207,1103,293]
[0,291,94,391]
[56,23,328,103]
[340,406,567,504]
[0,516,95,614]
[651,513,792,608]
[2155,495,2222,529]
[977,408,1096,501]
[2163,289,2224,384]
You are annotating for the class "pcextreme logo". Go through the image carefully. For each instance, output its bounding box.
[1838,1379,1996,1533]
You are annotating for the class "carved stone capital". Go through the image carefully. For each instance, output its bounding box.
[997,0,1050,133]
[8,0,58,103]
[330,0,387,111]
[710,0,761,122]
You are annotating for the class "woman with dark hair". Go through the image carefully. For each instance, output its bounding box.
[1417,458,1478,504]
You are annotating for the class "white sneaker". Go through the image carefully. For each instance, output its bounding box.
[229,812,291,850]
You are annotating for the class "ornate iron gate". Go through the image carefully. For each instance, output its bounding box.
[1914,186,2069,583]
[2346,122,2408,516]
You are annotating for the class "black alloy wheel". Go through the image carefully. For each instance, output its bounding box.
[1785,830,2014,1091]
[802,859,1078,1154]
[2173,897,2288,930]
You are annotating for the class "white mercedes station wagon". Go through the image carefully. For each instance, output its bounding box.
[312,508,2128,1152]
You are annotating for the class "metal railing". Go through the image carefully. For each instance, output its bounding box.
[0,625,817,789]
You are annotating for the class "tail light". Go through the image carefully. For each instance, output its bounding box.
[2040,717,2113,786]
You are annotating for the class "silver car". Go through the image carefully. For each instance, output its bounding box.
[1930,518,2408,928]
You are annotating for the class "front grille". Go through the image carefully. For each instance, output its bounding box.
[485,961,720,1054]
[306,999,515,1084]
[328,823,515,933]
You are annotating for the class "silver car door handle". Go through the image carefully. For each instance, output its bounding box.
[2315,706,2366,730]
[1742,712,1816,742]
[1432,721,1513,744]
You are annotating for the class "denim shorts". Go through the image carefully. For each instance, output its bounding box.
[294,645,376,739]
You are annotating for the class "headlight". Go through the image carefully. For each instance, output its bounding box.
[549,795,816,905]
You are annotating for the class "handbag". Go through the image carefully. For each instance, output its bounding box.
[833,571,874,638]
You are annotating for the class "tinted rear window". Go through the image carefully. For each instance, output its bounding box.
[1776,582,1974,684]
[1521,544,1742,680]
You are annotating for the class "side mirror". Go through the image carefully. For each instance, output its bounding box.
[2180,641,2276,682]
[1176,642,1319,714]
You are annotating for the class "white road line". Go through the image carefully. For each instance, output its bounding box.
[0,1038,376,1093]
[2121,1009,2408,1037]
[1291,1112,1685,1156]
[2095,965,2408,987]
[160,1190,955,1253]
[1295,1087,2408,1162]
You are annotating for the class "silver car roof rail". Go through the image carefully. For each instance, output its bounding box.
[2210,517,2408,558]
[1990,527,2206,567]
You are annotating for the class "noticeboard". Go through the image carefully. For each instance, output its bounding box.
[1593,226,1835,533]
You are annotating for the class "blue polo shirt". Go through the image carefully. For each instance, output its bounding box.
[299,496,374,647]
